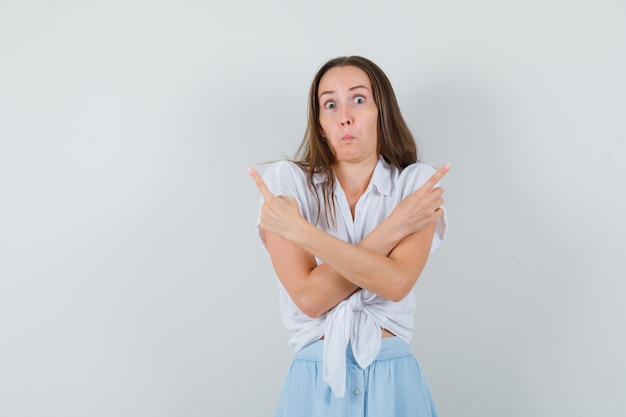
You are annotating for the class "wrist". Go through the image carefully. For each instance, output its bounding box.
[286,217,314,245]
[379,216,405,246]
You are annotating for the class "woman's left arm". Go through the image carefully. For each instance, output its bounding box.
[250,167,440,301]
[285,217,436,302]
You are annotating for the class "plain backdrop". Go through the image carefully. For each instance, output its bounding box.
[1,1,625,416]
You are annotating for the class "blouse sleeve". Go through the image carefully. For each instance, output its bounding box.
[399,163,448,252]
[255,161,308,251]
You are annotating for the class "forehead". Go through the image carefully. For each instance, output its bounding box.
[318,65,372,95]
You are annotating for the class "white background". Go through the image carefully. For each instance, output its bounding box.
[1,1,624,416]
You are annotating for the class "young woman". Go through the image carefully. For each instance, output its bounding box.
[250,56,449,417]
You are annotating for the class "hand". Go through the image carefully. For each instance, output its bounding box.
[249,167,305,240]
[388,163,450,238]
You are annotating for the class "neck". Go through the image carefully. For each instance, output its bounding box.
[334,156,378,198]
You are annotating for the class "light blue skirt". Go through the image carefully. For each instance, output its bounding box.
[275,337,438,417]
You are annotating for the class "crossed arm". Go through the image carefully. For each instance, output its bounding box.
[250,164,449,318]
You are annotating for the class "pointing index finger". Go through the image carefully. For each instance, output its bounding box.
[248,167,275,199]
[423,162,451,190]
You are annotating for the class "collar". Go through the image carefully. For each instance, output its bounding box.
[369,156,392,197]
[312,156,393,197]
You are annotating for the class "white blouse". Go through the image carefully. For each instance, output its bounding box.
[256,157,447,398]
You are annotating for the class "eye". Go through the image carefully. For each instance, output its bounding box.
[324,101,336,109]
[353,96,365,104]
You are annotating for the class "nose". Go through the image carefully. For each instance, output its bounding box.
[338,106,354,126]
[339,108,352,126]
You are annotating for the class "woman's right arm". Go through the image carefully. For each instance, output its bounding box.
[257,165,447,318]
[264,210,415,318]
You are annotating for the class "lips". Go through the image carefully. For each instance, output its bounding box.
[341,134,354,141]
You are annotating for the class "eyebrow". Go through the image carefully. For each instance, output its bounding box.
[319,85,370,98]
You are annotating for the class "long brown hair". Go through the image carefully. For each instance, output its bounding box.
[293,56,418,226]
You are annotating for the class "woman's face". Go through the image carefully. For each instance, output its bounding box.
[317,66,379,166]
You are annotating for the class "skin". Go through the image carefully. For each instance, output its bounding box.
[250,65,450,319]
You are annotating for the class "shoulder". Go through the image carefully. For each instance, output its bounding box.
[263,160,304,178]
[397,162,438,193]
[261,160,308,196]
[400,162,436,179]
